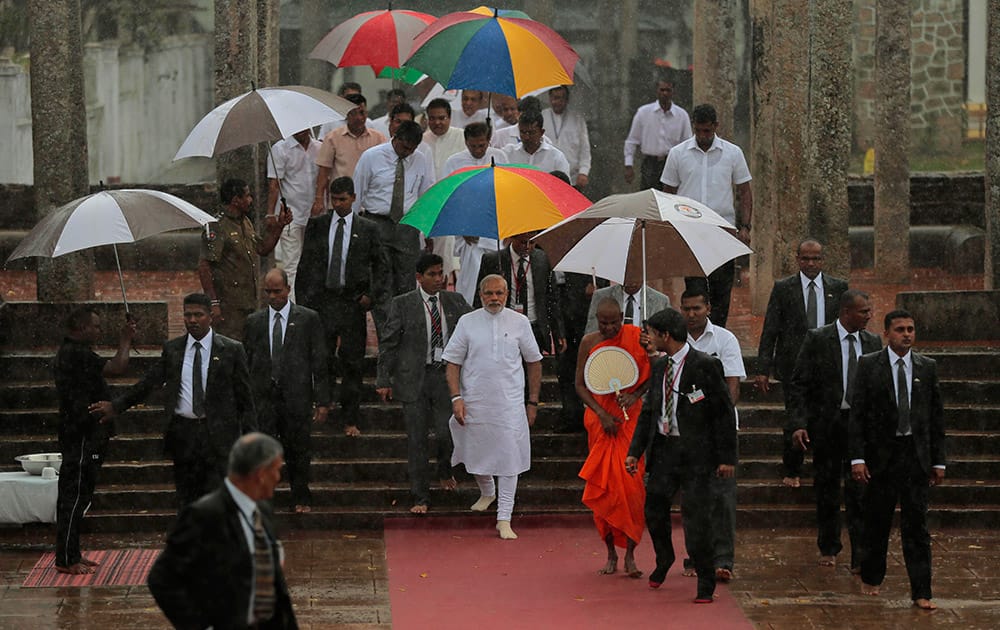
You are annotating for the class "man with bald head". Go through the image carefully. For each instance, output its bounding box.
[243,268,330,512]
[576,298,651,577]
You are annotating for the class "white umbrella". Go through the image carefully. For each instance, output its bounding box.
[532,189,753,313]
[173,86,356,160]
[6,189,217,313]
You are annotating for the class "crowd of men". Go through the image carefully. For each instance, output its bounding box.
[52,79,945,623]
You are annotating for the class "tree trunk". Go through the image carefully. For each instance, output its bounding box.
[986,0,1000,290]
[693,0,736,138]
[873,0,911,284]
[27,0,93,301]
[214,0,259,191]
[299,0,330,90]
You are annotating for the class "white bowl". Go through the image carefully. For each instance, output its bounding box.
[15,453,63,475]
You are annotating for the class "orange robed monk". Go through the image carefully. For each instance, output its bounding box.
[576,298,651,577]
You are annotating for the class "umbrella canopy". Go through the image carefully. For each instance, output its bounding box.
[173,86,356,159]
[400,163,590,241]
[375,65,426,84]
[532,189,753,284]
[404,10,578,98]
[7,189,216,261]
[309,9,436,75]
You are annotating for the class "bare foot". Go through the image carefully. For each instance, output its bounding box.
[496,520,517,540]
[818,556,836,567]
[861,582,880,596]
[624,556,643,579]
[715,568,733,582]
[345,425,361,437]
[410,504,428,514]
[914,598,938,610]
[598,555,618,575]
[294,505,311,514]
[55,563,95,575]
[682,567,697,578]
[79,556,99,567]
[440,477,457,491]
[470,495,496,511]
[782,476,801,488]
[850,566,862,575]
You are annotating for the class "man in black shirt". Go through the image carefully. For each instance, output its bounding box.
[53,307,134,574]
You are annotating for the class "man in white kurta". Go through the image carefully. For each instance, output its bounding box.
[445,274,542,540]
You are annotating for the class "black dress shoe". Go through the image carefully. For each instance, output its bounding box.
[648,566,668,588]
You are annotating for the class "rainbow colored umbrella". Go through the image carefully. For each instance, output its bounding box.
[375,65,426,85]
[403,9,578,98]
[401,163,590,240]
[309,9,435,75]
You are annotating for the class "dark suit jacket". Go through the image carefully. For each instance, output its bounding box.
[112,333,256,462]
[243,303,330,419]
[148,485,297,630]
[296,212,390,310]
[848,349,946,477]
[787,323,882,441]
[756,273,848,381]
[376,289,472,402]
[474,247,564,341]
[628,348,738,474]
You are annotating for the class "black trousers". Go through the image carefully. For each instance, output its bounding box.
[685,260,735,328]
[813,411,866,567]
[780,387,806,478]
[644,435,716,597]
[56,429,109,567]
[317,291,367,429]
[168,416,226,508]
[259,385,313,505]
[556,314,585,430]
[861,436,933,601]
[402,366,454,506]
[365,213,420,298]
[640,155,666,190]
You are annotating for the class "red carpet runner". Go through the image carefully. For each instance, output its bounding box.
[23,549,159,588]
[384,514,751,630]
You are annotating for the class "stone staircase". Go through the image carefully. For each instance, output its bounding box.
[2,343,999,533]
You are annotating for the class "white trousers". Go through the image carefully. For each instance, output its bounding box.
[474,474,519,521]
[274,224,306,301]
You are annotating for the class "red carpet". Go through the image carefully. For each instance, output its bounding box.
[384,514,751,630]
[23,549,159,587]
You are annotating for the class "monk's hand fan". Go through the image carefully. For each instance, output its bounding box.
[584,346,640,421]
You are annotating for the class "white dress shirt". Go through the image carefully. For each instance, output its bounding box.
[268,301,291,354]
[224,478,264,626]
[509,247,536,323]
[659,134,752,226]
[542,107,592,180]
[624,101,692,165]
[502,141,570,175]
[443,148,509,176]
[688,321,744,428]
[800,271,827,327]
[351,142,435,216]
[451,107,489,129]
[266,135,322,225]
[659,343,690,436]
[175,329,213,418]
[327,211,353,287]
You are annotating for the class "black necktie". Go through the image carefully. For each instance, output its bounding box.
[271,312,283,378]
[625,294,635,324]
[252,509,276,622]
[896,358,911,435]
[192,341,205,418]
[390,157,405,222]
[845,333,857,404]
[428,295,443,357]
[806,280,818,328]
[516,256,528,313]
[326,217,345,289]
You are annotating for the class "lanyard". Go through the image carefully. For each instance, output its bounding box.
[661,354,687,422]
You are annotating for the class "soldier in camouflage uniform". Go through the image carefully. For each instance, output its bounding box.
[198,178,290,340]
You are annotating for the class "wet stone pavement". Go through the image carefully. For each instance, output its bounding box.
[1,526,999,629]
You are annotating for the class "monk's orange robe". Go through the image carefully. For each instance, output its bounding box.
[578,324,650,548]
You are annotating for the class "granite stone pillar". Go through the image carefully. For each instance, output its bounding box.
[873,0,911,283]
[214,0,259,191]
[27,0,93,301]
[987,0,1000,290]
[693,0,736,138]
[299,0,331,90]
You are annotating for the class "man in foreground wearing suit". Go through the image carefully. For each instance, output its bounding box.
[625,308,737,603]
[244,268,330,513]
[788,290,881,571]
[475,231,565,354]
[149,432,297,629]
[108,293,256,507]
[297,176,390,437]
[850,310,946,610]
[755,239,848,487]
[585,281,670,335]
[377,253,472,513]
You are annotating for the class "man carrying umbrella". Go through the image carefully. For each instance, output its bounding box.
[199,178,290,341]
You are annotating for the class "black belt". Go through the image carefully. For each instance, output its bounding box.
[362,211,393,222]
[173,414,206,422]
[642,154,667,162]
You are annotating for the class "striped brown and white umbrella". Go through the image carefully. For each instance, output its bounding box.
[6,189,216,311]
[173,86,356,159]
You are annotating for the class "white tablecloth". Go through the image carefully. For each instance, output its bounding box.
[0,471,58,524]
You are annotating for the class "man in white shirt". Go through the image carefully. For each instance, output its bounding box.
[543,86,591,189]
[624,80,692,189]
[443,122,509,175]
[369,88,407,138]
[266,129,321,301]
[353,120,436,296]
[490,93,519,132]
[445,275,543,540]
[681,288,745,583]
[661,103,752,328]
[502,110,570,174]
[422,98,467,279]
[451,89,489,128]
